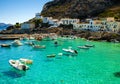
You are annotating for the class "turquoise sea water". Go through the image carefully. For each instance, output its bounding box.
[0,38,120,84]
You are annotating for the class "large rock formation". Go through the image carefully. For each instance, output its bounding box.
[41,0,120,19]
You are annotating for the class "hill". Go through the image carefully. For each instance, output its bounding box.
[41,0,120,19]
[0,23,12,31]
[99,3,120,19]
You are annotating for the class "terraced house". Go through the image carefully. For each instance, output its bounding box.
[73,19,101,31]
[73,17,120,33]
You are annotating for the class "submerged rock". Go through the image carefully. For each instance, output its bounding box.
[114,72,120,78]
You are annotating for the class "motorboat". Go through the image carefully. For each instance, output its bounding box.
[58,53,63,56]
[33,45,46,49]
[9,59,29,71]
[62,47,78,54]
[23,37,29,40]
[85,44,95,47]
[47,54,56,58]
[24,42,34,46]
[29,36,35,40]
[19,58,33,64]
[12,40,23,46]
[1,44,11,47]
[78,46,89,49]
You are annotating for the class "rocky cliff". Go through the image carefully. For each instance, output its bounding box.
[41,0,120,19]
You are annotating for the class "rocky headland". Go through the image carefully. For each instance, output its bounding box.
[41,0,120,19]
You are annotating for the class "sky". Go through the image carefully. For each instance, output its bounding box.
[0,0,52,24]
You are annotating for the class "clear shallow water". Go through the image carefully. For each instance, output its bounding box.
[0,38,120,84]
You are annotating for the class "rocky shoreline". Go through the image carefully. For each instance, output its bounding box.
[0,27,120,43]
[76,31,120,42]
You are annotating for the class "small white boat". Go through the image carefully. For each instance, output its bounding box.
[19,58,33,64]
[58,53,63,56]
[1,44,11,47]
[9,60,29,71]
[29,37,35,40]
[62,48,78,54]
[78,46,89,49]
[24,42,34,46]
[85,44,94,47]
[33,45,46,49]
[12,40,23,46]
[47,54,56,58]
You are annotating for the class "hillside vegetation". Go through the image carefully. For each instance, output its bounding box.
[41,0,120,19]
[99,4,120,19]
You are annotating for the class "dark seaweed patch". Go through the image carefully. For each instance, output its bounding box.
[114,72,120,78]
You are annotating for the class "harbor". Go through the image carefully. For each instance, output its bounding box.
[0,36,120,83]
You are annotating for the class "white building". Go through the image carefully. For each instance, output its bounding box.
[42,17,60,27]
[21,22,35,29]
[60,18,79,25]
[73,18,120,33]
[42,17,53,23]
[106,17,115,22]
[73,19,102,31]
[35,13,43,19]
[49,19,60,26]
[105,21,120,33]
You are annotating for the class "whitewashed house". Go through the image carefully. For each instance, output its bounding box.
[48,19,60,27]
[42,17,60,27]
[60,18,79,25]
[73,19,101,31]
[35,13,43,19]
[106,17,115,22]
[42,17,53,23]
[21,22,35,29]
[105,21,120,33]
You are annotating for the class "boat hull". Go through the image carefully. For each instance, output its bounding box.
[9,60,29,71]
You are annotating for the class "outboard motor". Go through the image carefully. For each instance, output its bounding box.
[54,41,58,45]
[22,65,26,71]
[74,50,78,54]
[32,42,35,45]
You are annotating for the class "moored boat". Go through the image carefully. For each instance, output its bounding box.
[47,54,56,58]
[62,47,78,54]
[33,45,46,49]
[24,42,34,46]
[29,36,35,40]
[19,58,33,64]
[85,44,95,47]
[78,46,89,49]
[58,53,63,56]
[1,44,11,47]
[9,59,29,71]
[12,40,23,46]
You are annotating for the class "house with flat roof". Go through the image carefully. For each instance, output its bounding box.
[35,13,43,19]
[60,18,79,25]
[73,19,102,31]
[106,17,115,22]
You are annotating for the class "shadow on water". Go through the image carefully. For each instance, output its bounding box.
[63,53,78,57]
[56,57,62,59]
[113,72,120,78]
[2,69,25,79]
[30,48,45,51]
[44,58,55,62]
